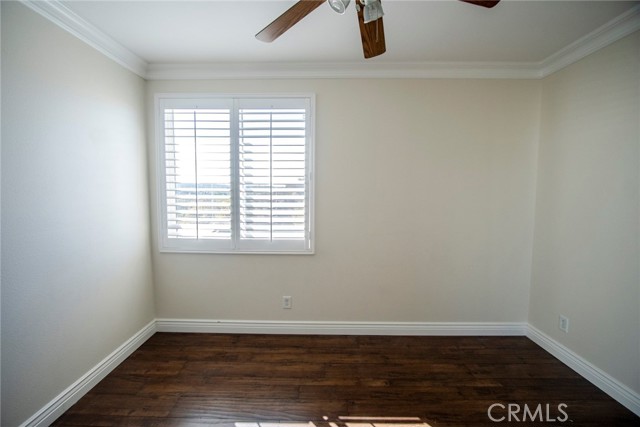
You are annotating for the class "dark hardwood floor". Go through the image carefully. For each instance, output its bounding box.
[52,333,638,427]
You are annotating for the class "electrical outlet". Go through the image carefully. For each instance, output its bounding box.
[282,296,292,309]
[559,315,569,333]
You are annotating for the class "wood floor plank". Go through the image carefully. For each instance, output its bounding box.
[51,333,638,426]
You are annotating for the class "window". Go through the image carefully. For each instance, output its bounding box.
[156,94,314,254]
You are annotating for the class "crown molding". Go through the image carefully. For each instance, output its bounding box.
[539,3,640,78]
[145,60,540,80]
[19,0,148,77]
[20,1,640,81]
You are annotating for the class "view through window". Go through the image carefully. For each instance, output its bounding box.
[157,95,314,254]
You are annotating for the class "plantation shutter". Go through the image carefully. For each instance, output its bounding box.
[162,99,234,251]
[236,98,310,251]
[158,96,313,254]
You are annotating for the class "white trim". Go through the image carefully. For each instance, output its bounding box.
[19,320,157,427]
[145,61,540,80]
[18,1,640,80]
[17,320,640,425]
[154,93,315,254]
[146,4,640,81]
[18,0,148,77]
[526,324,640,418]
[539,4,640,78]
[155,318,528,336]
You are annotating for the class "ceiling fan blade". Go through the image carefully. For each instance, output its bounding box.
[256,0,326,42]
[356,3,386,59]
[459,0,500,8]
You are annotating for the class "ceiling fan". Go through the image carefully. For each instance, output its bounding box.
[256,0,500,59]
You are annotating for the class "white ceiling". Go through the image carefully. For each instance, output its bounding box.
[59,0,638,66]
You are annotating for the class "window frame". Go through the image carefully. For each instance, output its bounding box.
[155,93,315,255]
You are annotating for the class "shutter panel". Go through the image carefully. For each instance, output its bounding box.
[163,108,232,240]
[159,96,313,254]
[238,107,307,242]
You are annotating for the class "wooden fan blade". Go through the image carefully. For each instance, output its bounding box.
[356,3,386,59]
[459,0,500,8]
[256,0,326,42]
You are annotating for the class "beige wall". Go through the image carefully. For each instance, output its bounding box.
[148,78,541,322]
[530,32,640,394]
[2,1,638,424]
[1,3,155,426]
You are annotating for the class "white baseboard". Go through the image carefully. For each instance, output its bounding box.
[19,319,524,426]
[155,318,528,336]
[20,320,639,427]
[526,324,640,417]
[19,320,157,427]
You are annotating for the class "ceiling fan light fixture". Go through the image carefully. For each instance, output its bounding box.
[328,0,350,14]
[362,0,384,23]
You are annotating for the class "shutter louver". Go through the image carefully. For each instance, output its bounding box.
[239,108,307,242]
[164,108,232,240]
[159,96,313,254]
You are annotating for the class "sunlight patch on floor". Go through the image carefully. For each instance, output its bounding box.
[236,416,432,427]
